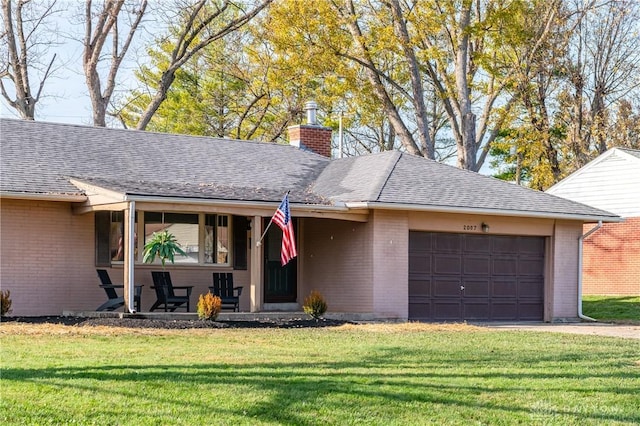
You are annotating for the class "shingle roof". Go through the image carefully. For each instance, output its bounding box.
[311,151,617,219]
[618,147,640,160]
[0,118,618,220]
[1,118,329,204]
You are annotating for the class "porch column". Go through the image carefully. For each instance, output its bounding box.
[123,200,136,313]
[250,215,263,312]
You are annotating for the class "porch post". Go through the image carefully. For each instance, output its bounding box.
[123,200,136,313]
[250,215,263,312]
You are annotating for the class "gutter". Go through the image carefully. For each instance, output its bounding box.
[344,201,621,223]
[123,194,351,213]
[577,221,602,322]
[0,191,87,202]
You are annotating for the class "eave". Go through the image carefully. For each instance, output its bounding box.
[345,201,622,223]
[0,191,87,202]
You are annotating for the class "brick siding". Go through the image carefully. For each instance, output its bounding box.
[371,210,408,319]
[301,218,374,312]
[0,199,97,316]
[551,221,582,319]
[583,218,640,295]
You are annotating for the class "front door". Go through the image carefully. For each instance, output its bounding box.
[263,219,297,303]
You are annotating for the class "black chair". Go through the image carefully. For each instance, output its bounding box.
[150,271,193,312]
[96,269,142,312]
[209,272,243,312]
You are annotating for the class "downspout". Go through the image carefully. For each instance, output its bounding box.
[126,200,136,313]
[577,221,602,322]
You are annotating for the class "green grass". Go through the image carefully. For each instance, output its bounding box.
[583,296,640,323]
[1,324,639,425]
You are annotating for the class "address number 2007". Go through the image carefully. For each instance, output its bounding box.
[463,225,477,231]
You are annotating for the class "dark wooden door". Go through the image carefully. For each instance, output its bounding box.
[263,219,297,303]
[409,232,545,321]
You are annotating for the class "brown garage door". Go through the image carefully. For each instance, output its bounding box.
[409,232,545,321]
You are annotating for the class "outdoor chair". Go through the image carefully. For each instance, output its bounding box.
[209,272,243,312]
[96,269,142,312]
[150,271,193,312]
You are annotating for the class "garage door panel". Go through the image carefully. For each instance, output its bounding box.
[519,237,545,254]
[492,280,518,297]
[434,233,462,252]
[491,302,518,320]
[409,232,433,251]
[518,279,544,298]
[434,255,461,274]
[493,257,518,275]
[462,279,489,297]
[518,302,544,320]
[433,279,462,297]
[409,253,431,275]
[463,256,490,275]
[409,232,545,321]
[464,235,492,253]
[409,279,430,297]
[463,300,490,319]
[433,301,461,320]
[518,257,544,276]
[409,300,431,320]
[492,236,519,253]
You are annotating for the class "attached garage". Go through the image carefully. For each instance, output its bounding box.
[409,231,545,321]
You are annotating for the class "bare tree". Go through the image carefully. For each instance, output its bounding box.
[82,0,147,127]
[134,0,273,130]
[0,0,59,120]
[567,0,640,159]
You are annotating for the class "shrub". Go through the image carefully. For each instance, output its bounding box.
[1,289,12,317]
[303,290,327,319]
[197,292,221,321]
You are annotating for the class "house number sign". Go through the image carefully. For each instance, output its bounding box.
[463,225,478,231]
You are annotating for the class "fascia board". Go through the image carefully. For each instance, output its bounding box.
[0,191,87,202]
[345,201,622,223]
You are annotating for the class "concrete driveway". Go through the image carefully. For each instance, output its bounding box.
[483,322,640,339]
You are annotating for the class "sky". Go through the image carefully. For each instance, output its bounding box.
[0,2,148,127]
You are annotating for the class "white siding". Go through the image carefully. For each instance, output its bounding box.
[547,149,640,218]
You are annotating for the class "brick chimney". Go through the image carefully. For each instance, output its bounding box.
[288,101,333,158]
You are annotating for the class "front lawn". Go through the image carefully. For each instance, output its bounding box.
[1,323,638,425]
[583,295,640,324]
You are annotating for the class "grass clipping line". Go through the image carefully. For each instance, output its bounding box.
[0,321,485,336]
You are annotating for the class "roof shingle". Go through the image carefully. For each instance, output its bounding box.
[0,118,618,220]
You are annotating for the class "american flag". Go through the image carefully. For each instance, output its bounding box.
[272,193,297,265]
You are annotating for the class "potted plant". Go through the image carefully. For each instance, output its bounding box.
[143,230,187,267]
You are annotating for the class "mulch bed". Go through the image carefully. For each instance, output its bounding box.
[0,316,351,329]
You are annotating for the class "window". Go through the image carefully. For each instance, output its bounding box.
[96,210,235,266]
[110,211,125,261]
[95,211,137,266]
[144,212,200,264]
[205,214,229,264]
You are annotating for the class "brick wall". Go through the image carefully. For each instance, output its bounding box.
[0,199,97,316]
[551,221,582,319]
[301,218,373,312]
[288,125,332,158]
[583,218,640,295]
[371,210,408,319]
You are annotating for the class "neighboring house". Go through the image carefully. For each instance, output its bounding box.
[547,148,640,296]
[0,110,620,321]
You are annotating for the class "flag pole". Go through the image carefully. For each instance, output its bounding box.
[256,191,290,247]
[256,219,273,247]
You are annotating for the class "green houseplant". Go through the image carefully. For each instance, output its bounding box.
[143,230,187,267]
